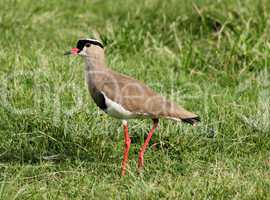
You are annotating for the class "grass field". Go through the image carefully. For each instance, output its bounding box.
[0,0,270,199]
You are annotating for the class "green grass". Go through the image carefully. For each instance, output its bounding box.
[0,0,270,199]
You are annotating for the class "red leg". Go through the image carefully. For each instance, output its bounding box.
[138,119,159,170]
[121,120,131,176]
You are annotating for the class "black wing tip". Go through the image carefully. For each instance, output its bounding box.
[181,116,200,125]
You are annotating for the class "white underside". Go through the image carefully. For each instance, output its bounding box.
[165,116,182,122]
[102,93,138,119]
[101,93,181,121]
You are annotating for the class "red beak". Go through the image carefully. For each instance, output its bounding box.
[64,48,80,55]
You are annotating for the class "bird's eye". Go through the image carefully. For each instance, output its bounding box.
[85,43,91,47]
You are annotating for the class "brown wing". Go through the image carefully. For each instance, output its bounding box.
[93,69,199,123]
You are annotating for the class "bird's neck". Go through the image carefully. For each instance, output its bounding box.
[84,54,106,72]
[84,55,107,88]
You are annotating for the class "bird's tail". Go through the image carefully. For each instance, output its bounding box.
[164,105,200,126]
[160,99,200,126]
[181,116,200,125]
[165,114,200,126]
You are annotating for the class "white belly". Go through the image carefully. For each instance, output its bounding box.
[103,93,136,119]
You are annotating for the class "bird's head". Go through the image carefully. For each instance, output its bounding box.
[64,38,104,57]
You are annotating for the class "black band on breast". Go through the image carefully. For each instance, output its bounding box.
[93,91,107,110]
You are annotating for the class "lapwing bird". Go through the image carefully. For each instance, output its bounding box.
[65,38,200,176]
